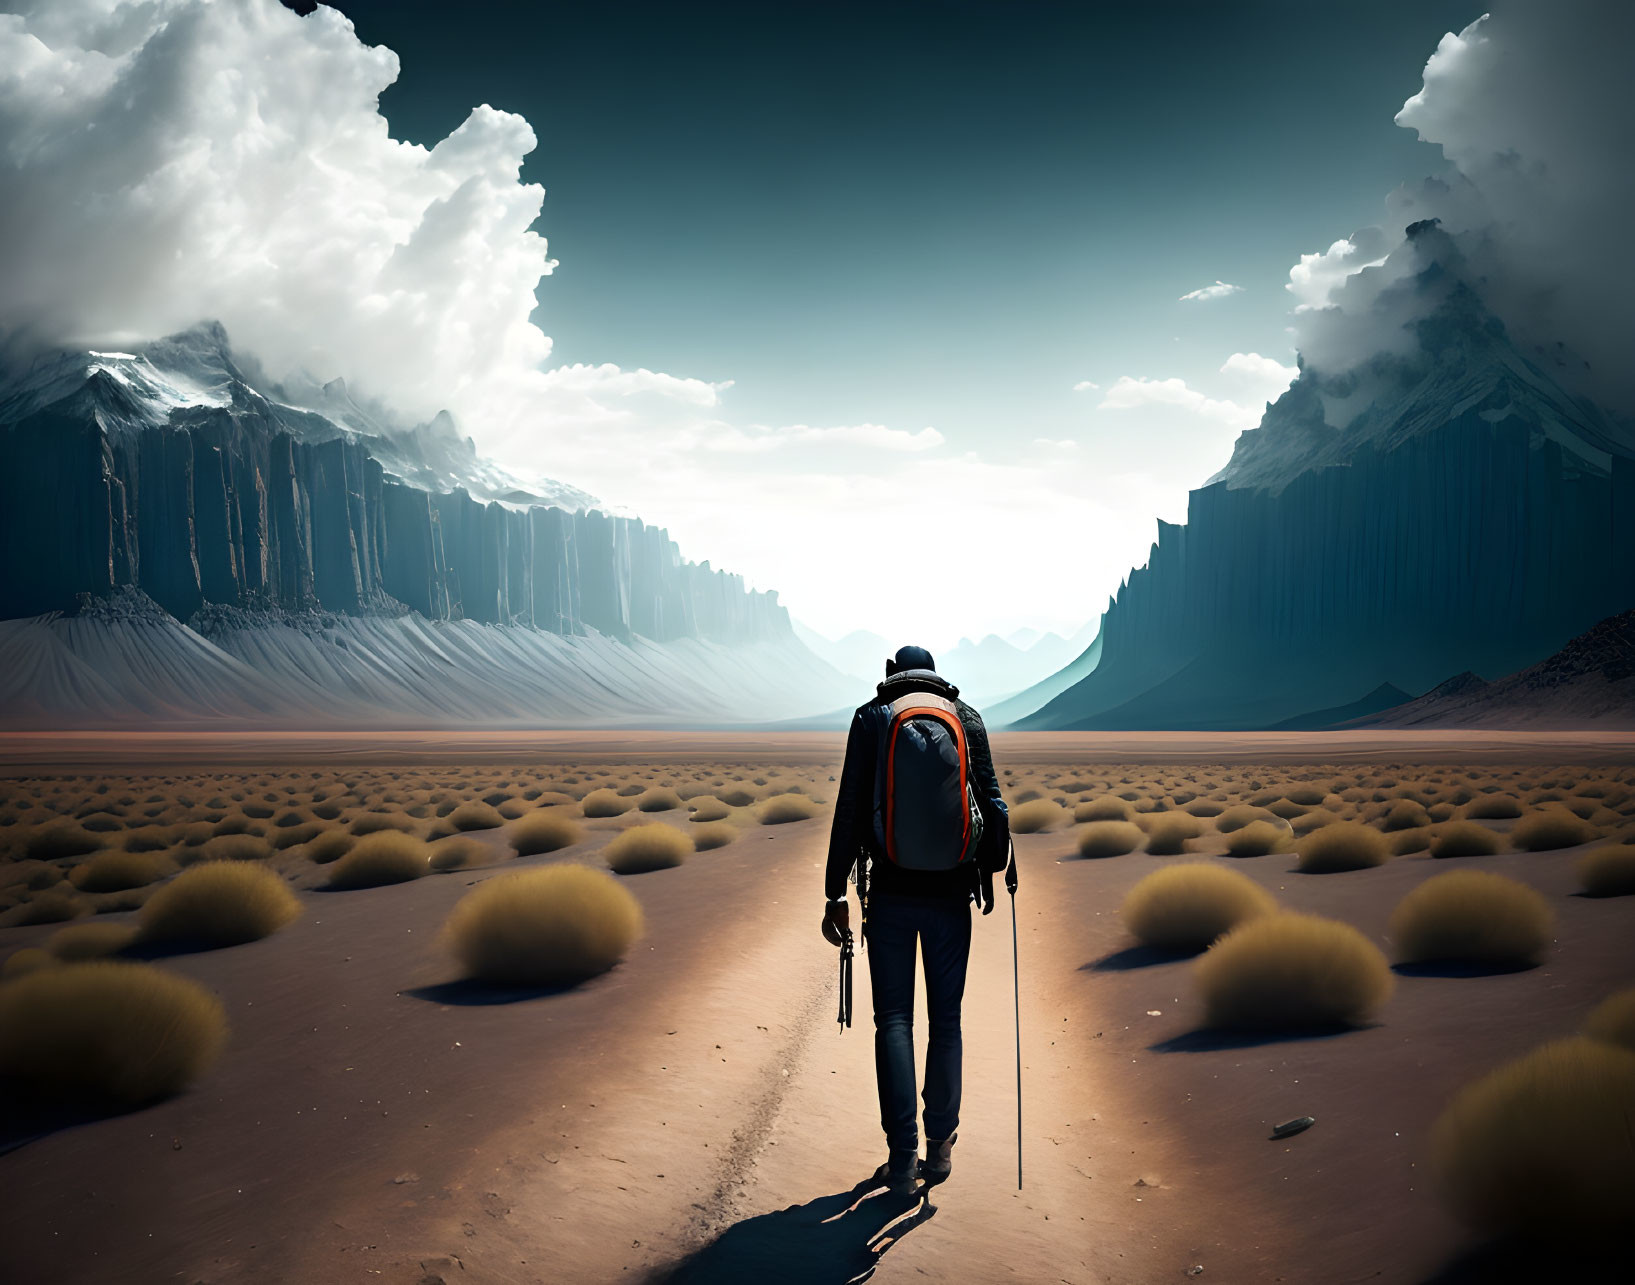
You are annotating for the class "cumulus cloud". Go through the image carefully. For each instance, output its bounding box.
[0,0,561,429]
[1178,280,1244,302]
[1097,375,1264,430]
[1072,380,1101,392]
[1286,0,1635,412]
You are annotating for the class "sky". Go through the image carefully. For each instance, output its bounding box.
[327,0,1481,649]
[3,0,1554,651]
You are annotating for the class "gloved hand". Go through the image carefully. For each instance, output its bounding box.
[821,898,850,946]
[979,869,996,915]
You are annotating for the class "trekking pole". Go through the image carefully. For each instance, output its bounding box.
[1006,836,1022,1190]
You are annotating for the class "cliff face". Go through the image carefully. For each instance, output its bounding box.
[0,334,787,645]
[1019,249,1635,731]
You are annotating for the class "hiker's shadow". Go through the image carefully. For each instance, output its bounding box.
[658,1177,936,1284]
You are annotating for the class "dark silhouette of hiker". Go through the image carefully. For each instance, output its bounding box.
[822,644,1010,1195]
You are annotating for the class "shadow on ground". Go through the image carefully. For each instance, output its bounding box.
[1391,960,1538,978]
[404,978,583,1006]
[655,1178,934,1284]
[1082,944,1198,972]
[1149,1023,1363,1053]
[0,1078,138,1156]
[1420,1238,1622,1284]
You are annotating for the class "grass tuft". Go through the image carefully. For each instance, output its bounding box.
[510,810,585,856]
[442,864,644,985]
[0,961,228,1104]
[1142,812,1202,855]
[1121,863,1277,952]
[68,850,176,893]
[1388,870,1553,966]
[1297,822,1390,873]
[1582,987,1635,1052]
[605,824,692,874]
[1430,821,1502,859]
[448,802,506,832]
[1075,821,1143,858]
[1223,820,1290,857]
[1194,912,1393,1030]
[326,832,430,889]
[140,861,300,946]
[690,823,737,851]
[1431,1038,1635,1244]
[1575,846,1635,897]
[1510,808,1597,852]
[756,794,820,824]
[1009,800,1066,833]
[580,789,633,818]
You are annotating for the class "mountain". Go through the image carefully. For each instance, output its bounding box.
[790,624,891,686]
[0,323,855,727]
[1018,222,1635,731]
[938,623,1094,707]
[1350,609,1635,729]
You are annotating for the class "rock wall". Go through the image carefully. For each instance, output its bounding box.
[1022,412,1635,729]
[0,400,788,643]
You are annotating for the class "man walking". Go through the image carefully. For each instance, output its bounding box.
[821,644,1010,1195]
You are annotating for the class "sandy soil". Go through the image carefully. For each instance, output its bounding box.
[2,736,1633,1284]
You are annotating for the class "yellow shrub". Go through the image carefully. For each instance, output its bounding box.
[1195,913,1393,1029]
[1215,805,1276,834]
[1582,987,1635,1051]
[46,922,138,960]
[1430,821,1502,859]
[1432,1038,1635,1243]
[302,829,354,864]
[636,788,682,813]
[326,832,430,888]
[757,794,819,825]
[605,823,692,873]
[140,861,300,946]
[69,850,176,893]
[1224,820,1290,857]
[24,822,104,860]
[0,961,228,1104]
[442,864,644,984]
[1143,811,1202,855]
[1,947,57,980]
[581,788,633,818]
[1576,846,1635,897]
[448,802,506,831]
[1075,796,1132,822]
[1121,863,1276,951]
[1009,800,1065,834]
[1389,870,1553,966]
[428,836,490,872]
[510,810,584,856]
[688,797,731,822]
[1297,822,1390,873]
[1075,821,1143,858]
[1464,795,1522,820]
[691,823,736,851]
[1511,808,1597,852]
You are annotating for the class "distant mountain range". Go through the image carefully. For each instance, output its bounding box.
[793,620,1096,708]
[1004,221,1635,731]
[1346,608,1635,729]
[0,322,854,727]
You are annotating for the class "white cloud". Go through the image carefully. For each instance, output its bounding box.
[1072,379,1101,392]
[0,0,556,428]
[1218,351,1298,407]
[1032,437,1079,450]
[1178,280,1243,302]
[1096,375,1263,430]
[702,422,945,454]
[1286,1,1635,412]
[1284,230,1392,310]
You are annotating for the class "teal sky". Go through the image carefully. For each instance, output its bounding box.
[331,0,1479,648]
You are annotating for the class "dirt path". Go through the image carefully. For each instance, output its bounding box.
[349,835,1260,1285]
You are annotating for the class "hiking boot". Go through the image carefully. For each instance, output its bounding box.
[920,1133,956,1183]
[872,1147,920,1196]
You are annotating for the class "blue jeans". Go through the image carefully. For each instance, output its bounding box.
[866,892,972,1154]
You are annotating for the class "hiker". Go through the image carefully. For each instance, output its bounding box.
[821,644,1011,1196]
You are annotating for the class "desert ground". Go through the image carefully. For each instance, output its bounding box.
[2,732,1633,1285]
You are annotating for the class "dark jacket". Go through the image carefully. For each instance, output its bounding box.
[823,669,1007,903]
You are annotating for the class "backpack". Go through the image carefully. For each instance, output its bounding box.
[871,689,985,870]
